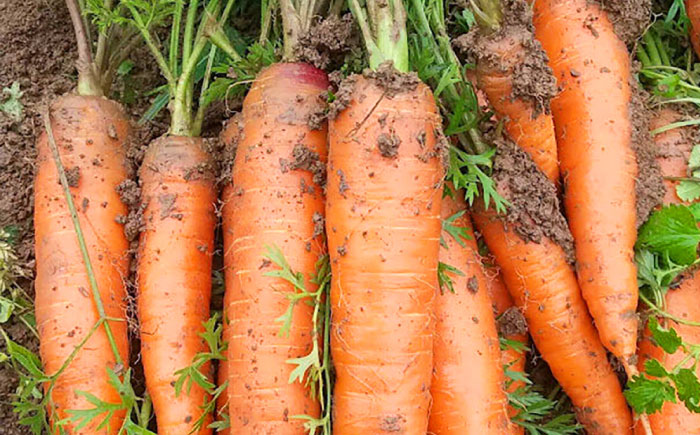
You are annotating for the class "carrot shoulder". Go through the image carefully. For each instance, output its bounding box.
[137,136,217,434]
[34,95,131,433]
[430,188,515,434]
[533,0,640,363]
[224,62,328,434]
[327,73,444,434]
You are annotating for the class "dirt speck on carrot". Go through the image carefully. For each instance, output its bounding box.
[598,0,652,46]
[629,85,664,226]
[328,75,358,119]
[312,211,325,238]
[498,306,528,336]
[377,132,400,158]
[363,62,421,97]
[379,414,405,433]
[492,139,574,262]
[290,143,327,186]
[64,166,80,187]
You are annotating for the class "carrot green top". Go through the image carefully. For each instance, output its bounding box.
[349,0,410,72]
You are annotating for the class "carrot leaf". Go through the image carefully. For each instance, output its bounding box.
[625,373,677,414]
[676,145,700,201]
[0,82,24,123]
[440,209,470,248]
[437,261,464,294]
[637,204,700,265]
[649,315,683,354]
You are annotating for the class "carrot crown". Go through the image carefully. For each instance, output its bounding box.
[349,0,410,72]
[123,0,239,136]
[64,0,142,96]
[471,0,504,33]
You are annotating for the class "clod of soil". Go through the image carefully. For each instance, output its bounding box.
[492,138,575,262]
[599,0,652,46]
[363,62,421,98]
[453,0,557,114]
[312,212,325,239]
[377,131,401,158]
[328,75,357,119]
[629,84,664,226]
[294,14,359,70]
[64,166,81,187]
[498,306,528,336]
[290,143,326,186]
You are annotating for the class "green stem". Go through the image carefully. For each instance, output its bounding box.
[663,176,700,182]
[637,44,652,67]
[472,0,503,32]
[129,13,177,96]
[172,36,209,135]
[651,119,700,135]
[260,0,276,44]
[643,30,663,66]
[183,0,201,67]
[208,27,242,61]
[94,0,114,72]
[641,293,700,327]
[351,0,409,72]
[65,0,102,96]
[279,0,302,60]
[170,0,184,74]
[43,111,123,365]
[193,44,218,136]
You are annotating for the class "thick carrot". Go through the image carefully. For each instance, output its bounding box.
[532,0,640,365]
[473,203,633,434]
[484,263,528,425]
[467,0,559,184]
[634,108,700,434]
[327,72,444,434]
[429,188,514,434]
[650,108,694,204]
[137,136,216,434]
[688,0,700,58]
[34,95,131,433]
[223,62,328,433]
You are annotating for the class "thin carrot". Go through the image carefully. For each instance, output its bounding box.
[126,1,235,432]
[687,0,700,58]
[462,0,559,185]
[635,108,700,434]
[471,141,633,434]
[532,0,641,367]
[222,62,329,433]
[484,263,528,424]
[34,0,136,431]
[35,95,131,434]
[429,187,515,434]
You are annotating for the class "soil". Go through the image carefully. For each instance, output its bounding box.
[599,0,652,46]
[629,83,665,226]
[492,138,576,263]
[363,62,421,98]
[453,0,557,115]
[498,306,528,336]
[377,131,401,158]
[290,143,327,187]
[294,14,359,71]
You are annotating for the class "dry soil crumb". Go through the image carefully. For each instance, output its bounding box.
[328,75,357,119]
[498,306,528,336]
[312,212,325,238]
[377,132,400,158]
[630,83,664,226]
[493,139,575,262]
[598,0,652,46]
[294,14,359,70]
[64,166,81,187]
[363,62,421,98]
[290,143,327,187]
[379,414,406,433]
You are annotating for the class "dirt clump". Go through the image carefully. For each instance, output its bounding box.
[64,166,81,187]
[492,139,575,263]
[377,132,401,158]
[363,62,421,97]
[598,0,652,46]
[629,85,664,226]
[498,306,528,336]
[294,14,359,70]
[328,75,357,119]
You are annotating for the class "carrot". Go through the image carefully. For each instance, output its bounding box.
[650,108,694,204]
[221,62,328,433]
[33,0,140,430]
[35,95,131,434]
[429,187,515,434]
[125,2,237,432]
[462,0,559,185]
[634,108,700,434]
[687,0,700,58]
[532,0,641,367]
[471,141,633,434]
[484,264,528,423]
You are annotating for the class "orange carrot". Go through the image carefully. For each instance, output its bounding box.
[484,263,528,425]
[688,0,700,58]
[223,62,328,433]
[533,0,641,366]
[466,0,560,184]
[429,187,515,434]
[471,139,632,433]
[35,95,131,433]
[326,70,444,433]
[137,136,217,434]
[634,108,700,434]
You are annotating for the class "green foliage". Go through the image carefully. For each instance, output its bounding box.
[173,313,227,432]
[0,82,24,122]
[437,261,464,294]
[264,247,332,435]
[676,145,700,201]
[441,209,470,248]
[447,146,508,213]
[637,204,700,265]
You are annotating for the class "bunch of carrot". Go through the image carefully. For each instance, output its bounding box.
[29,0,700,434]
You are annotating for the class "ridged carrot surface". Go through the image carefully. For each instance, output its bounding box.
[138,136,216,434]
[475,30,559,184]
[327,75,443,434]
[34,95,131,433]
[224,62,328,433]
[687,0,700,58]
[429,189,514,434]
[472,206,633,434]
[533,0,640,363]
[635,108,700,434]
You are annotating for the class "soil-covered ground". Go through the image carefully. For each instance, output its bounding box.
[0,0,229,431]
